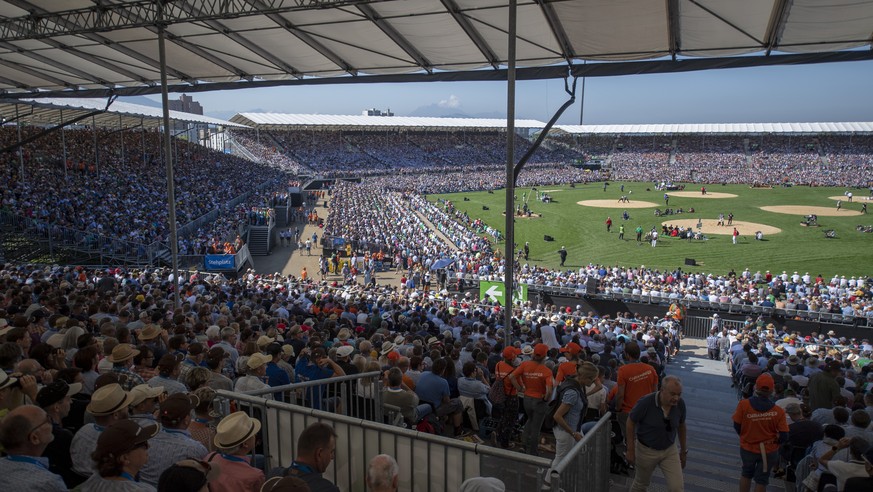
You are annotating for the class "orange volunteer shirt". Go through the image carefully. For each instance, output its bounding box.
[617,362,658,413]
[732,399,788,453]
[510,360,553,399]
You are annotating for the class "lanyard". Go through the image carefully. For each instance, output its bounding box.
[290,461,314,474]
[119,472,137,482]
[220,454,247,463]
[6,455,48,470]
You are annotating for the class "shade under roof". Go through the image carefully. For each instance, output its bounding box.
[0,0,872,96]
[0,97,246,129]
[230,112,546,130]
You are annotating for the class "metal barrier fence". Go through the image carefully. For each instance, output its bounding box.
[238,371,384,423]
[176,244,254,272]
[683,315,746,339]
[215,388,612,492]
[547,412,612,492]
[1,210,163,264]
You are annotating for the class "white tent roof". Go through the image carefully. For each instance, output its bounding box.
[230,113,546,130]
[0,97,246,129]
[555,122,873,135]
[0,1,872,95]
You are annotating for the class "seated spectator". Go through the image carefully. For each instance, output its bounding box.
[382,367,429,425]
[109,344,146,391]
[844,447,873,491]
[205,411,265,492]
[148,354,188,395]
[139,393,208,486]
[37,380,85,488]
[129,384,164,426]
[235,352,273,397]
[273,422,339,492]
[366,454,399,492]
[844,410,873,447]
[0,405,67,491]
[80,419,159,491]
[187,387,217,453]
[415,358,464,436]
[71,383,134,477]
[818,436,870,492]
[157,459,221,492]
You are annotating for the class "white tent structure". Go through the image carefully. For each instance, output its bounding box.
[230,112,546,130]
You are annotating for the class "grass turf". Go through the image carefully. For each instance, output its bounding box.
[430,182,873,278]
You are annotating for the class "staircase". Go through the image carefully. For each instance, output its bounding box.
[611,339,787,491]
[246,225,274,255]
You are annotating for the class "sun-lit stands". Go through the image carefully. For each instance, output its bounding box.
[747,135,821,185]
[609,136,672,180]
[231,130,308,174]
[818,135,873,187]
[0,127,288,249]
[671,135,748,182]
[550,134,614,162]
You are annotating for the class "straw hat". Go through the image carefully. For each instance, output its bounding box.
[336,345,354,358]
[140,325,162,341]
[521,345,534,356]
[394,335,405,345]
[0,371,18,391]
[256,336,275,348]
[87,383,135,416]
[109,344,140,364]
[380,342,395,356]
[129,384,165,407]
[774,364,790,377]
[214,411,261,450]
[246,353,272,370]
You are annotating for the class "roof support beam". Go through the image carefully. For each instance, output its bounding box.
[247,0,357,75]
[0,0,386,42]
[39,38,154,84]
[176,0,302,77]
[666,0,681,61]
[688,0,764,46]
[535,0,575,62]
[441,0,500,69]
[356,3,433,73]
[0,41,113,88]
[5,0,193,82]
[764,0,793,56]
[0,57,76,88]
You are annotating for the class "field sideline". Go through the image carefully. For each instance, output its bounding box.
[430,182,873,277]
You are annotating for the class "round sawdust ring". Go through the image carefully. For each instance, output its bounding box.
[577,199,657,209]
[760,205,861,217]
[661,219,781,235]
[666,191,737,199]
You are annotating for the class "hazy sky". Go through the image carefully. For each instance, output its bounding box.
[146,59,873,125]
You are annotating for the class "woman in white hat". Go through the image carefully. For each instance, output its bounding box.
[203,412,264,492]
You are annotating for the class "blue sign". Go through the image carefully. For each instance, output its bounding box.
[205,255,235,270]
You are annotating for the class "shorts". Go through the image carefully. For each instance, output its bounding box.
[740,448,777,485]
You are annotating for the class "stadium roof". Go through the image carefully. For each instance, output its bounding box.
[555,122,873,135]
[0,97,246,129]
[230,112,546,130]
[1,1,873,97]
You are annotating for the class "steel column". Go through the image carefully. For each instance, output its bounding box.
[159,17,181,307]
[503,0,517,345]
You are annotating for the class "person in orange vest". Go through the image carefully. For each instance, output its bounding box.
[509,344,554,456]
[732,374,788,492]
[300,267,308,281]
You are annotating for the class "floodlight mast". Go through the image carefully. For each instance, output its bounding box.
[158,15,181,308]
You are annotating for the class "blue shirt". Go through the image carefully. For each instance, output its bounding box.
[0,456,67,492]
[628,391,686,450]
[295,356,334,410]
[415,371,449,408]
[266,362,291,400]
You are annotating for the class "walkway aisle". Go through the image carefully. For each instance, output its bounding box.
[613,338,787,492]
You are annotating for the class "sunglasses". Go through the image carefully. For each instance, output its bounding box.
[663,417,672,433]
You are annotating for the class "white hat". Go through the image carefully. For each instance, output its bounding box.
[336,345,354,358]
[380,342,395,356]
[129,384,164,407]
[214,411,261,450]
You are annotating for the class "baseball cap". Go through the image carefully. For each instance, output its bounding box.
[160,393,199,425]
[94,420,159,460]
[559,342,582,355]
[502,346,519,359]
[36,380,83,408]
[755,373,775,392]
[533,343,549,358]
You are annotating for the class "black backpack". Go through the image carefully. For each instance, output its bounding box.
[543,379,583,431]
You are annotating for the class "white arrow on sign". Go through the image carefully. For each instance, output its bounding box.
[485,285,503,303]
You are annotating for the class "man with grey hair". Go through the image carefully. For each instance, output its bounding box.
[366,454,399,492]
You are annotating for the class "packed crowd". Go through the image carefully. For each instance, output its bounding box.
[0,127,289,246]
[2,261,872,491]
[712,324,873,491]
[229,131,309,175]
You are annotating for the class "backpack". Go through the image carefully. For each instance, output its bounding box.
[488,376,507,405]
[543,379,582,431]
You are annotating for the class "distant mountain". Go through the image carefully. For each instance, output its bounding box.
[408,104,504,119]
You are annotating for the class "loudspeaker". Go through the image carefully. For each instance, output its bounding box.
[684,258,696,266]
[482,205,489,210]
[544,235,554,242]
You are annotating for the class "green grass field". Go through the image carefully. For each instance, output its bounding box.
[431,183,873,277]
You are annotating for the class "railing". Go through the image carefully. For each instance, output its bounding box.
[0,210,162,264]
[238,371,383,422]
[175,244,253,272]
[215,389,613,491]
[547,412,612,492]
[683,315,746,339]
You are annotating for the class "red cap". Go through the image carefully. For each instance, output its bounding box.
[533,343,549,358]
[386,351,400,361]
[559,342,582,355]
[502,347,519,359]
[755,373,774,392]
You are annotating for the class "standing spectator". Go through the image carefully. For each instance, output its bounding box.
[606,217,613,233]
[557,246,567,267]
[509,343,554,456]
[614,343,659,450]
[732,374,788,492]
[733,228,739,245]
[274,422,339,492]
[706,329,720,360]
[808,361,843,411]
[493,347,520,449]
[545,362,600,487]
[0,405,68,491]
[625,376,687,492]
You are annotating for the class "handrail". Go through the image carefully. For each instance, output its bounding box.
[549,412,611,476]
[240,371,381,397]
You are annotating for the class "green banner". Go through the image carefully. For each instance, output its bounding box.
[479,281,527,305]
